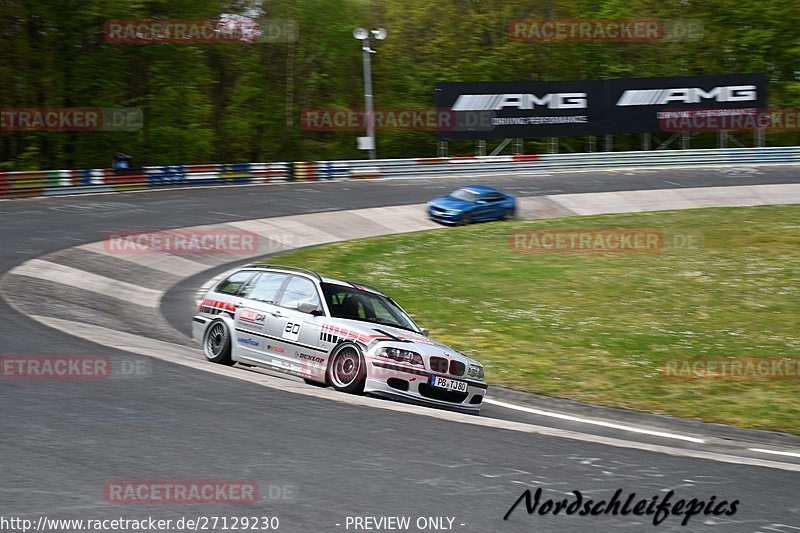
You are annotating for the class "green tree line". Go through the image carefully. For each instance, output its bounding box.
[1,0,799,170]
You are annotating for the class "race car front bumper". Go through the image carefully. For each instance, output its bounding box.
[365,360,487,414]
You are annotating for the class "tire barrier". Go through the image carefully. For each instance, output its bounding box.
[221,163,251,184]
[316,161,350,179]
[2,147,799,199]
[293,162,317,181]
[111,168,149,192]
[250,163,289,183]
[10,170,46,198]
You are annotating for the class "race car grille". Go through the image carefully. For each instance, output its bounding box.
[429,357,449,374]
[418,383,468,404]
[430,357,465,377]
[449,360,465,377]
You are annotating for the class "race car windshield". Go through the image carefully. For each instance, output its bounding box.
[321,283,421,333]
[449,188,478,202]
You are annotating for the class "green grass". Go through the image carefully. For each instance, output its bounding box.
[270,205,800,434]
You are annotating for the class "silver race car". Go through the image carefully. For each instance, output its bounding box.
[193,264,487,413]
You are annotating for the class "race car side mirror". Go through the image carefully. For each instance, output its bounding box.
[298,302,322,315]
[421,328,430,337]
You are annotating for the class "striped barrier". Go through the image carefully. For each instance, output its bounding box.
[250,163,290,183]
[293,162,316,181]
[10,171,47,198]
[316,161,350,180]
[146,165,186,187]
[2,147,800,199]
[45,170,76,188]
[221,163,251,184]
[110,169,148,191]
[183,164,223,185]
[82,169,110,186]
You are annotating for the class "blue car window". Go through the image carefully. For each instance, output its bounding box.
[450,189,478,202]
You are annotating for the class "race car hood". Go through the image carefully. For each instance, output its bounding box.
[429,196,474,212]
[328,318,480,366]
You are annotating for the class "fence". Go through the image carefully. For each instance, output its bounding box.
[1,147,798,198]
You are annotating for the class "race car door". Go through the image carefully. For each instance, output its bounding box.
[234,271,290,366]
[474,192,505,220]
[265,274,326,379]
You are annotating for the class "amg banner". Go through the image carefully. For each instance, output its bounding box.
[435,74,767,139]
[434,80,605,140]
[605,73,768,134]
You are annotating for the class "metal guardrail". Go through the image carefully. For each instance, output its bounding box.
[337,147,800,179]
[1,147,798,198]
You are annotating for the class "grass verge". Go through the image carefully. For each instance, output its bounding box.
[270,205,800,434]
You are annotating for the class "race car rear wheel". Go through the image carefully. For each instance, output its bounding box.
[203,320,234,366]
[328,344,366,394]
[502,208,516,221]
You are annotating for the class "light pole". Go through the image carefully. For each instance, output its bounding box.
[353,27,386,160]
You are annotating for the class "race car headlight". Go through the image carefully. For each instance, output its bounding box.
[468,364,484,379]
[376,347,424,366]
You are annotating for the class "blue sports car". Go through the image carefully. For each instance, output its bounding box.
[427,186,517,225]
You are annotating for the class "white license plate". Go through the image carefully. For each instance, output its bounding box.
[430,376,468,393]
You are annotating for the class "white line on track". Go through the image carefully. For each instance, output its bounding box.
[484,398,706,444]
[748,448,800,459]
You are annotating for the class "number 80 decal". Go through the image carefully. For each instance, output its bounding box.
[283,320,302,341]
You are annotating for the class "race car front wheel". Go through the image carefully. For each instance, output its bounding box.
[203,320,234,365]
[328,344,366,394]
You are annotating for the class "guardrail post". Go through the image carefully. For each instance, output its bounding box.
[437,141,448,157]
[681,132,690,150]
[718,130,728,148]
[604,135,613,152]
[513,138,523,155]
[476,140,486,156]
[756,128,765,147]
[587,136,596,152]
[641,133,651,151]
[547,137,558,154]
